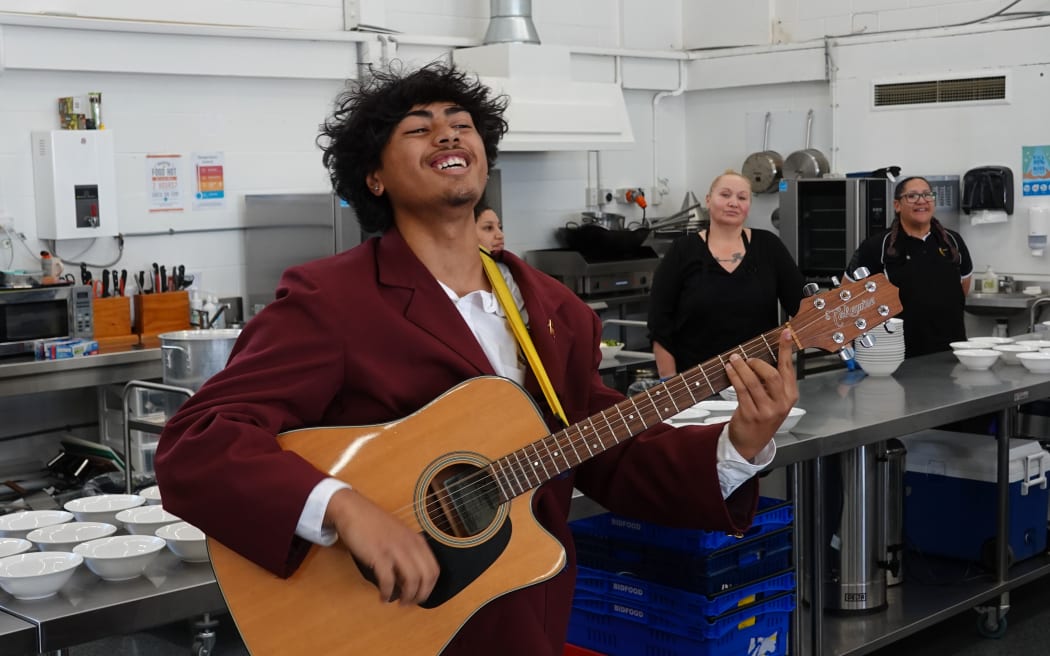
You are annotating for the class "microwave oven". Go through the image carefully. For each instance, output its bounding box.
[0,285,94,358]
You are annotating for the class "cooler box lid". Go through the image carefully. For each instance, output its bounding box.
[902,430,1050,491]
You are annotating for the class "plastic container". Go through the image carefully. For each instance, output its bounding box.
[569,497,792,554]
[573,528,793,596]
[903,429,1050,565]
[574,566,795,620]
[568,591,794,656]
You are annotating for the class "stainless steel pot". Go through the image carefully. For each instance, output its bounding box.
[783,109,830,179]
[742,112,784,194]
[159,329,242,391]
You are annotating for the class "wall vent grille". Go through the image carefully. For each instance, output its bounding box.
[873,75,1006,107]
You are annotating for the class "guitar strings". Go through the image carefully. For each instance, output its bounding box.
[401,328,795,530]
[396,286,883,532]
[402,329,783,528]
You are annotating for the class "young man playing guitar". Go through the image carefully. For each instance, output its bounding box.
[155,62,798,655]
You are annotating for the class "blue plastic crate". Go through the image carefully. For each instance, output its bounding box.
[568,591,794,656]
[575,566,796,620]
[570,497,793,554]
[574,527,793,596]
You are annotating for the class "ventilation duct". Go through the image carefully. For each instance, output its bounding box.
[483,0,540,45]
[455,3,633,151]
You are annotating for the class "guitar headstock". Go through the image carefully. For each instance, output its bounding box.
[790,273,903,354]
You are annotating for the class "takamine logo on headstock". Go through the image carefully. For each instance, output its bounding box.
[790,272,903,354]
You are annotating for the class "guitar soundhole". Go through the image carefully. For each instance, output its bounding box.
[426,464,500,540]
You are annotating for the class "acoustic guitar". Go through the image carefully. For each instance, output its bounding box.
[208,273,902,655]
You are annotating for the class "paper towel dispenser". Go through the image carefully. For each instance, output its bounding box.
[962,165,1014,216]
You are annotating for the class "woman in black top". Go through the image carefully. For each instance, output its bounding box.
[648,171,804,377]
[846,176,973,358]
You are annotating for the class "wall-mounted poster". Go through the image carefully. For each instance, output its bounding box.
[1022,145,1050,196]
[146,154,184,212]
[192,152,226,210]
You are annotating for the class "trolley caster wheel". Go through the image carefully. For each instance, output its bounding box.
[977,614,1007,639]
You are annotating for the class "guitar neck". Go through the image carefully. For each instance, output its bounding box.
[490,325,793,502]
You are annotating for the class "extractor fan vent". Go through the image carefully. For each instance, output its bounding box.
[873,75,1006,107]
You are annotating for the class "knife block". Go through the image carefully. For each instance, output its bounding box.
[92,296,139,350]
[134,291,191,346]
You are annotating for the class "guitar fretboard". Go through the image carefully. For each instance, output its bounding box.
[487,327,787,502]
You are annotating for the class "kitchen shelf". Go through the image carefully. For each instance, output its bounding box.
[812,557,1050,655]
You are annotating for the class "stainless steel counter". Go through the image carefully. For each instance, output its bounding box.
[0,611,36,656]
[0,347,162,397]
[773,351,1050,466]
[598,349,655,373]
[0,550,224,652]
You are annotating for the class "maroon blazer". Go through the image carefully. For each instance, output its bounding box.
[155,229,759,655]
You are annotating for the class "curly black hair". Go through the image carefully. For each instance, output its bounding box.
[319,61,509,234]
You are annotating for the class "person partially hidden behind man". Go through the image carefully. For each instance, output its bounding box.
[155,62,798,655]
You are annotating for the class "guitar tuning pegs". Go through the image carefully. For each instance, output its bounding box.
[802,282,821,297]
[839,346,856,362]
[831,276,842,288]
[857,334,877,348]
[852,266,871,281]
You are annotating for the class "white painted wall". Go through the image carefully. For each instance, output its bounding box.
[1,0,1049,311]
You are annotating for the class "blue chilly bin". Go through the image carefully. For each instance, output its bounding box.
[902,430,1050,566]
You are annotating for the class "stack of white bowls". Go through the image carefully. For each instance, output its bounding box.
[854,318,905,376]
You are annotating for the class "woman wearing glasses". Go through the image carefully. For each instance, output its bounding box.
[847,176,974,358]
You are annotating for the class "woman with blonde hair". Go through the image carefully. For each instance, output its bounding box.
[648,170,804,378]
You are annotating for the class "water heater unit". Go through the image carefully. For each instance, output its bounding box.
[32,130,119,240]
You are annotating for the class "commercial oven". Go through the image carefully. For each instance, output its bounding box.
[778,177,893,286]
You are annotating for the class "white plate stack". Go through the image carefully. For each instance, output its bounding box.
[854,318,905,376]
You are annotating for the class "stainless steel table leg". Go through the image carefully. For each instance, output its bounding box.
[976,406,1016,638]
[790,462,805,655]
[809,456,825,655]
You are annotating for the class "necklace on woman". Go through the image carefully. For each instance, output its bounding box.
[714,251,744,264]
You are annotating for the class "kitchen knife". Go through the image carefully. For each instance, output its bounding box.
[160,265,168,292]
[101,269,110,298]
[119,270,127,296]
[152,263,160,294]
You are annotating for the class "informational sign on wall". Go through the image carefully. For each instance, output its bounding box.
[192,152,226,210]
[1022,145,1050,196]
[146,154,185,213]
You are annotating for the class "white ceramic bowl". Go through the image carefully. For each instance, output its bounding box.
[73,535,166,581]
[953,349,1001,371]
[1016,351,1050,374]
[0,538,33,559]
[64,494,145,526]
[26,522,118,552]
[155,522,208,563]
[0,551,82,600]
[777,407,807,434]
[599,342,625,357]
[858,359,903,377]
[1016,339,1050,350]
[950,340,996,351]
[695,400,738,416]
[0,510,74,539]
[993,343,1039,365]
[664,408,711,425]
[138,485,162,506]
[969,336,1014,346]
[115,506,181,536]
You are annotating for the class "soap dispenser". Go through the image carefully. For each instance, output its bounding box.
[980,265,998,293]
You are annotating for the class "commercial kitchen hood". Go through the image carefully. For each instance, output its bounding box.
[452,43,635,151]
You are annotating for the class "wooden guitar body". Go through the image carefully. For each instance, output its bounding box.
[208,377,567,655]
